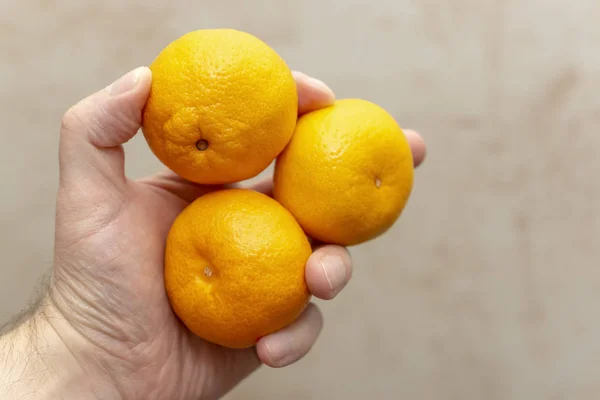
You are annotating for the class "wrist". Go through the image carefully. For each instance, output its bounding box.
[0,302,120,399]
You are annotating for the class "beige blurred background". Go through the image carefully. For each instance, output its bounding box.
[2,0,600,399]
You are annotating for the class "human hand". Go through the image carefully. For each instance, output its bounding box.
[0,67,426,400]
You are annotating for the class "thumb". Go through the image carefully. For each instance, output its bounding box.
[58,66,152,187]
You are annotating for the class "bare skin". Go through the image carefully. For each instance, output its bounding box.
[0,67,426,400]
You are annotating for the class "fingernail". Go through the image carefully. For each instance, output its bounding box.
[321,255,348,296]
[107,67,145,96]
[307,76,334,97]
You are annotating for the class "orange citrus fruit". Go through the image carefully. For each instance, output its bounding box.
[273,98,414,246]
[141,29,298,185]
[164,188,312,349]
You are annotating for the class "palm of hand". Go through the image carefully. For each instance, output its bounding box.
[52,169,262,399]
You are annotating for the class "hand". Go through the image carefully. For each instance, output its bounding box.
[0,67,426,400]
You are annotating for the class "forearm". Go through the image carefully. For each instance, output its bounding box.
[0,304,117,399]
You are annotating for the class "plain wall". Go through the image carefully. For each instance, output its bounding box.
[2,1,600,399]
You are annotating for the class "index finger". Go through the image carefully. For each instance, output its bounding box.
[293,71,336,115]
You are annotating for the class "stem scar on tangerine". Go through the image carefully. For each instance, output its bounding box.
[196,139,209,151]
